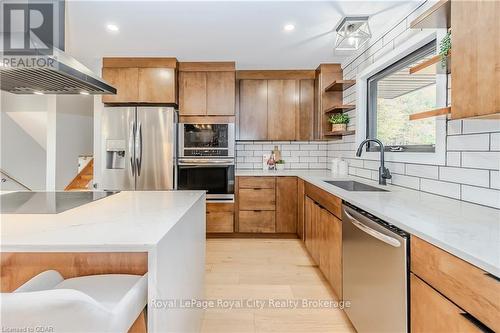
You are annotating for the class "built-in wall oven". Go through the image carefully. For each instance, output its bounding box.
[177,123,235,201]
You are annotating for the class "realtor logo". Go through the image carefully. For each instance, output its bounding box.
[3,3,53,55]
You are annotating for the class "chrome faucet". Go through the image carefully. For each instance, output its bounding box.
[356,139,392,185]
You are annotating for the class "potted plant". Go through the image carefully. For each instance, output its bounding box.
[276,159,285,170]
[328,113,350,132]
[439,31,451,69]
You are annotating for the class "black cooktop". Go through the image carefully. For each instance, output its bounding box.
[0,191,119,214]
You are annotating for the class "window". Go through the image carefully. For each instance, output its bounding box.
[367,41,437,152]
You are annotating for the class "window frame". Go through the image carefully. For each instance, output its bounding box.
[366,40,437,153]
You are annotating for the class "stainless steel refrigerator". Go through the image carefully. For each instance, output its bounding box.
[100,107,176,190]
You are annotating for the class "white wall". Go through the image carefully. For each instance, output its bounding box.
[0,92,93,191]
[0,92,49,190]
[54,95,94,190]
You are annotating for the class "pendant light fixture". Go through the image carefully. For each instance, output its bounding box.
[335,16,372,51]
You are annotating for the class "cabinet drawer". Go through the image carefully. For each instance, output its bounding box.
[206,211,234,233]
[304,182,342,218]
[411,236,500,331]
[238,177,275,189]
[206,202,234,233]
[238,188,275,210]
[411,273,483,333]
[238,211,275,233]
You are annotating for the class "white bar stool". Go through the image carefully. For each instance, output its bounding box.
[0,270,148,333]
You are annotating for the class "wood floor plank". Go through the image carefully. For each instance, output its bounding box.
[201,239,355,333]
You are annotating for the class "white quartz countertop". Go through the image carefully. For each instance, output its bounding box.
[1,191,206,252]
[236,169,500,276]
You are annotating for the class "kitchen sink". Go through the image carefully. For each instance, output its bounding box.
[324,180,388,192]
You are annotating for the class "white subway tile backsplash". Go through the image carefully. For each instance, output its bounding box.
[447,120,462,135]
[290,163,309,169]
[291,150,310,157]
[245,144,263,151]
[237,163,253,169]
[461,185,500,209]
[420,179,461,199]
[491,171,500,190]
[462,152,500,170]
[386,162,406,175]
[309,163,327,169]
[310,150,327,157]
[447,134,490,151]
[282,144,300,151]
[462,119,500,134]
[237,150,254,157]
[391,174,420,190]
[300,144,318,150]
[491,133,500,151]
[446,152,461,167]
[439,167,490,187]
[299,156,318,163]
[406,164,439,179]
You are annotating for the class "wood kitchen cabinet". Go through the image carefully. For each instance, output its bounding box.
[451,0,500,119]
[102,58,178,104]
[276,177,298,233]
[237,71,316,140]
[206,202,234,233]
[178,62,236,116]
[236,176,298,234]
[304,182,343,299]
[411,273,482,333]
[267,80,297,140]
[239,80,268,140]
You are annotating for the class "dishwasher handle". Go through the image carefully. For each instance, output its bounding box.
[344,209,401,248]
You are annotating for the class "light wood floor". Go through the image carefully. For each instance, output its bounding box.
[201,239,355,333]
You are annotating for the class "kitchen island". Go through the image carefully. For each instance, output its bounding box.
[1,190,206,333]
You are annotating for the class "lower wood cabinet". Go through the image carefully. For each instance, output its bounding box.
[239,210,275,233]
[236,176,297,234]
[411,273,483,333]
[206,202,234,233]
[304,194,342,299]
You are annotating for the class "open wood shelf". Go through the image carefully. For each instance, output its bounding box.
[324,80,355,92]
[409,50,451,75]
[410,0,450,29]
[323,130,356,137]
[324,104,356,114]
[409,106,451,121]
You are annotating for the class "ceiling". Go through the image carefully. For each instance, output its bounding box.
[65,1,422,71]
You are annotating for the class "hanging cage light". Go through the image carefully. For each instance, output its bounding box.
[335,16,372,51]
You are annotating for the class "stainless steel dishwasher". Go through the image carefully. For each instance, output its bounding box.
[342,202,409,333]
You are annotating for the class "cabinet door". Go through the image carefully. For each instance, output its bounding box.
[411,273,483,333]
[297,79,315,140]
[311,202,321,264]
[102,67,139,103]
[276,177,298,233]
[238,188,276,211]
[138,68,176,104]
[451,1,500,118]
[239,80,268,140]
[326,211,342,299]
[304,196,314,253]
[297,178,305,240]
[207,72,235,115]
[267,80,297,140]
[179,72,207,115]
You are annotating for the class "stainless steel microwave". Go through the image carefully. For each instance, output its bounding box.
[178,123,235,158]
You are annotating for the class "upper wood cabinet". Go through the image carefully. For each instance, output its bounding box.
[450,0,500,119]
[239,80,268,140]
[178,62,236,116]
[179,71,207,115]
[267,80,297,140]
[237,71,316,141]
[102,58,178,105]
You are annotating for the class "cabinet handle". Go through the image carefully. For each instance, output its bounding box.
[253,188,262,190]
[459,313,493,333]
[253,210,262,212]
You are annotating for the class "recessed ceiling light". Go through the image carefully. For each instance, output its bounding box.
[106,24,119,32]
[79,91,89,95]
[33,91,44,95]
[283,24,295,32]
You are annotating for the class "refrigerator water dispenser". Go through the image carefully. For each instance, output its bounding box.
[106,140,126,169]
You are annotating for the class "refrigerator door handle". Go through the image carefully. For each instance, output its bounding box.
[129,121,136,177]
[135,121,143,176]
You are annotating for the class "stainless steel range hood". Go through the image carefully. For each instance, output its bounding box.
[1,44,117,95]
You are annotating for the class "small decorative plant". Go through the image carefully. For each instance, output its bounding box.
[328,113,350,132]
[276,159,285,170]
[439,31,451,68]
